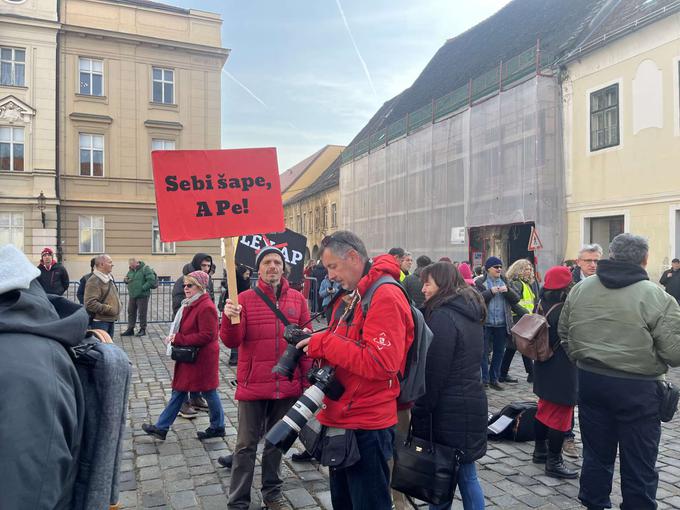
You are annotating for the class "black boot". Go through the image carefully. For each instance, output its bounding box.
[545,450,578,479]
[135,328,146,336]
[121,328,135,336]
[532,439,548,464]
[197,427,225,440]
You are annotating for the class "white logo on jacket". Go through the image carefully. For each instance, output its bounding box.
[371,332,391,350]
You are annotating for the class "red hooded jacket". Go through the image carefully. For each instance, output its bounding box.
[307,255,414,430]
[220,277,312,401]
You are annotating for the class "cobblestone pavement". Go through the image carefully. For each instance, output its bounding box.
[118,324,680,510]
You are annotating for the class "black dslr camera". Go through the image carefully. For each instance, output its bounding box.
[271,324,311,380]
[265,365,345,453]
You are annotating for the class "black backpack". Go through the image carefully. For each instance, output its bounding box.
[487,401,537,442]
[361,276,433,404]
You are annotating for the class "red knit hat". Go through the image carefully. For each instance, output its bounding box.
[185,270,209,290]
[543,266,572,290]
[41,247,54,256]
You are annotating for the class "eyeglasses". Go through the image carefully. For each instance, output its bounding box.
[183,283,195,289]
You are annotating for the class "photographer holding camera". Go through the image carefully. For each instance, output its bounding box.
[296,231,414,510]
[220,246,311,510]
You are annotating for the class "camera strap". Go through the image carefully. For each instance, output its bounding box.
[254,287,291,326]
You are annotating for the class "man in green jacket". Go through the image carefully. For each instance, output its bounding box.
[121,258,156,336]
[559,233,680,510]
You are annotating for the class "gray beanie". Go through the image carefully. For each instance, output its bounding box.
[255,246,286,270]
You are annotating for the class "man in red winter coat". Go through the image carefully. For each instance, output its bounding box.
[297,230,414,510]
[220,246,311,510]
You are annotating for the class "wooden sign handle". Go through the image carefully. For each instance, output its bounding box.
[222,237,241,325]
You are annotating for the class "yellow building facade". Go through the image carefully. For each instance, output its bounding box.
[0,0,59,260]
[58,0,228,280]
[562,11,680,279]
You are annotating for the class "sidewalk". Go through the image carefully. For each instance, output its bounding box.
[117,324,680,509]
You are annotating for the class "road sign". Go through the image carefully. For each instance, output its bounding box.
[528,227,543,251]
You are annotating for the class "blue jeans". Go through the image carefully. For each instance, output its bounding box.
[481,326,507,383]
[578,369,661,510]
[329,427,394,510]
[90,320,114,337]
[429,462,485,510]
[156,389,224,431]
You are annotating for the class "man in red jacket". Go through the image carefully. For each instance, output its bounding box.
[220,246,311,510]
[297,231,414,510]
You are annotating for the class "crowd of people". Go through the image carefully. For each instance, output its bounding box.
[9,230,680,510]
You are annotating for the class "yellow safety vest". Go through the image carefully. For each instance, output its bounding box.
[518,281,535,314]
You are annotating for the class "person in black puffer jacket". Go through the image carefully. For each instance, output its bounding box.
[531,266,578,480]
[412,262,488,510]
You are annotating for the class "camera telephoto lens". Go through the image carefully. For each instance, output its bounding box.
[266,384,326,452]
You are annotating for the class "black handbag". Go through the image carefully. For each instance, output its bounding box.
[659,380,680,422]
[171,345,199,363]
[391,415,463,505]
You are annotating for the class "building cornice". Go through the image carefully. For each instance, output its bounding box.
[69,112,113,124]
[0,12,60,29]
[144,120,182,130]
[60,23,230,62]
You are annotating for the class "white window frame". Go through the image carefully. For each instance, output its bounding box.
[78,215,105,254]
[151,138,176,151]
[152,217,175,254]
[79,133,104,177]
[152,67,174,104]
[673,56,680,137]
[0,126,25,172]
[0,46,25,87]
[669,205,680,263]
[331,203,337,228]
[580,210,630,250]
[78,57,104,96]
[0,211,24,250]
[586,78,624,155]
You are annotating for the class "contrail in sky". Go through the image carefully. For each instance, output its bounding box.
[335,0,377,97]
[222,69,267,108]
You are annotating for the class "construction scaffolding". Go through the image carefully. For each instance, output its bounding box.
[339,75,565,274]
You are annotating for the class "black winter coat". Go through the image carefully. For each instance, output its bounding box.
[412,295,488,463]
[532,290,577,406]
[37,262,70,296]
[660,268,680,302]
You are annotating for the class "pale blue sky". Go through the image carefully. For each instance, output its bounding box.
[163,0,511,171]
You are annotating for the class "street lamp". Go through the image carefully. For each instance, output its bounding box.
[37,191,46,228]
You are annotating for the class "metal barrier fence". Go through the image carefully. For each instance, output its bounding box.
[67,276,322,324]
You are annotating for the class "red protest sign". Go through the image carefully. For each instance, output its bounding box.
[152,148,284,242]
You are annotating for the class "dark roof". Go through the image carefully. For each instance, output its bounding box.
[107,0,189,15]
[562,0,680,61]
[349,0,609,144]
[285,156,341,205]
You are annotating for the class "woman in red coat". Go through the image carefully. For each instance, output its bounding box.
[142,270,224,440]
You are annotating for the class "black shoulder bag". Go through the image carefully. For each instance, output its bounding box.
[391,414,463,505]
[254,287,291,326]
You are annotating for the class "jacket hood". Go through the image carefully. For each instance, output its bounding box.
[191,253,212,272]
[596,259,649,289]
[440,293,484,322]
[358,254,401,295]
[182,263,194,276]
[0,280,89,348]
